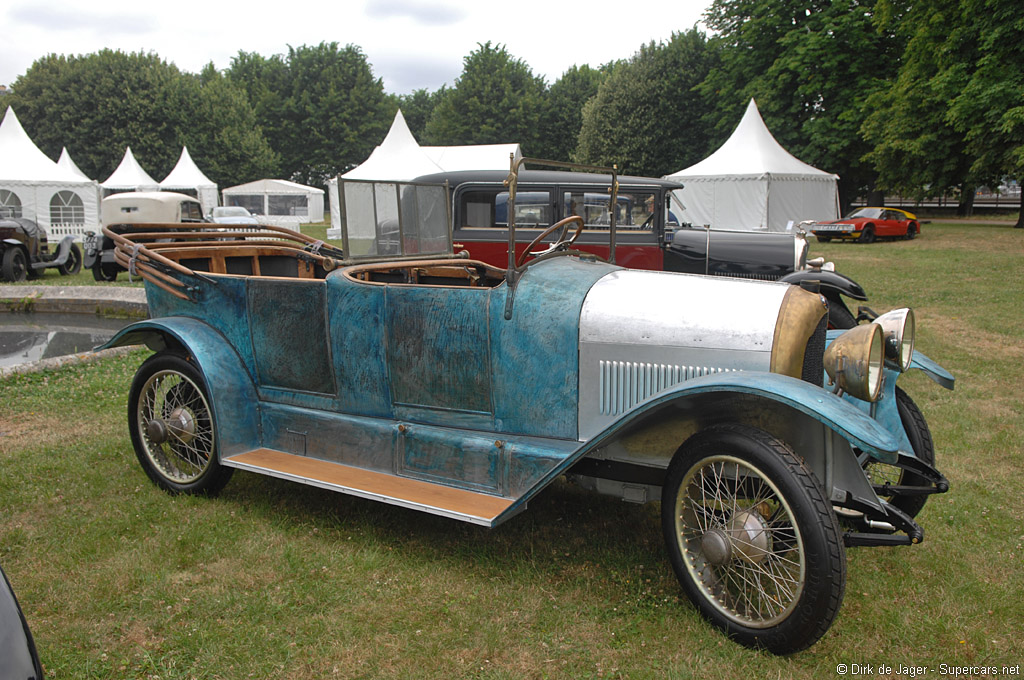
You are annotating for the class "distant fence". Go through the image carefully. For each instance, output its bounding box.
[853,187,1020,211]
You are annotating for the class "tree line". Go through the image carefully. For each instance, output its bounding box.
[5,0,1021,225]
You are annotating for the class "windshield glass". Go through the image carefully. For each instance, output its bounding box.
[845,208,883,219]
[214,207,251,217]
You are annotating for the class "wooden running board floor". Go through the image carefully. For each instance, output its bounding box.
[224,449,516,526]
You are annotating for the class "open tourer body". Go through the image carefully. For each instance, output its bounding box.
[102,159,953,655]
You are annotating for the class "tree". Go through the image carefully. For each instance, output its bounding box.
[397,87,446,142]
[6,50,277,187]
[945,0,1024,226]
[702,0,901,212]
[423,42,547,153]
[535,65,604,162]
[861,0,980,215]
[576,30,719,177]
[228,43,396,187]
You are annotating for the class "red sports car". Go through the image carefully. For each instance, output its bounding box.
[811,207,920,243]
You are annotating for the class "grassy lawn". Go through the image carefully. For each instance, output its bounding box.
[1,220,1022,678]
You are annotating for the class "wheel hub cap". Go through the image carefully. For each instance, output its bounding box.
[146,408,196,445]
[726,509,770,564]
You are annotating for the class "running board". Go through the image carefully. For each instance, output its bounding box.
[224,449,517,527]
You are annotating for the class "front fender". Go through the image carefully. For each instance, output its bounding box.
[52,235,77,265]
[100,317,261,457]
[582,371,900,464]
[826,330,955,392]
[779,268,868,301]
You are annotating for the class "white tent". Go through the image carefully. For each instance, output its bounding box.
[0,107,100,237]
[329,109,522,237]
[665,99,840,232]
[57,147,92,181]
[160,146,219,215]
[101,146,160,194]
[222,178,324,228]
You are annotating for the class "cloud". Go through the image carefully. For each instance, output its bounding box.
[371,52,462,94]
[364,0,466,26]
[9,3,156,35]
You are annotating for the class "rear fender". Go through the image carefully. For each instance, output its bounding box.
[100,317,260,457]
[577,371,900,512]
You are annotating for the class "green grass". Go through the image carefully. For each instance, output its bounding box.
[1,220,1022,678]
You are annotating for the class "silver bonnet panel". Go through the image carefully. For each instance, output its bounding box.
[577,270,790,440]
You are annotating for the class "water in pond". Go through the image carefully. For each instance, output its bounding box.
[0,313,132,369]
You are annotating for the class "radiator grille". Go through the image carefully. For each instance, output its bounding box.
[598,360,732,416]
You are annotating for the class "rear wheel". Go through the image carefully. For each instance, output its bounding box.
[662,424,845,655]
[128,353,233,495]
[92,261,119,282]
[1,248,28,282]
[58,243,82,275]
[906,223,918,240]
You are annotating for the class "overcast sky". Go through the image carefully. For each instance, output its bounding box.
[1,0,710,94]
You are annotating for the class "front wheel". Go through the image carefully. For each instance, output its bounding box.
[857,225,876,243]
[816,235,832,243]
[128,353,233,495]
[1,248,28,282]
[662,424,845,654]
[58,243,83,275]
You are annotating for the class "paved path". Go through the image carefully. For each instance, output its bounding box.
[0,285,148,317]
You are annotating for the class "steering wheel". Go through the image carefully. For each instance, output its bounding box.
[516,216,585,267]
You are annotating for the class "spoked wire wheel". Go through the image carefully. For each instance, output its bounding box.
[128,353,232,494]
[676,454,805,629]
[662,424,844,654]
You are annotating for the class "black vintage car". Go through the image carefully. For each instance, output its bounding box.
[408,169,867,327]
[0,217,82,282]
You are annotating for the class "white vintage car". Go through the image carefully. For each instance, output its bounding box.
[101,160,953,654]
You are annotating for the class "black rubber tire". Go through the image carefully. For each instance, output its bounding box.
[857,225,876,243]
[128,353,233,495]
[864,387,935,518]
[1,248,28,282]
[92,261,118,282]
[58,243,83,276]
[826,299,858,330]
[906,223,918,240]
[816,235,832,243]
[662,424,845,655]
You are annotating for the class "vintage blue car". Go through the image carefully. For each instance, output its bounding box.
[102,160,953,655]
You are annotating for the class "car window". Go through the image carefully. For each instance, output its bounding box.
[181,201,204,222]
[457,189,552,228]
[562,190,657,231]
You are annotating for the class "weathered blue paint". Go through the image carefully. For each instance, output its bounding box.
[247,278,334,395]
[490,257,619,438]
[909,350,955,391]
[385,285,493,415]
[325,271,393,418]
[101,317,261,457]
[146,275,257,384]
